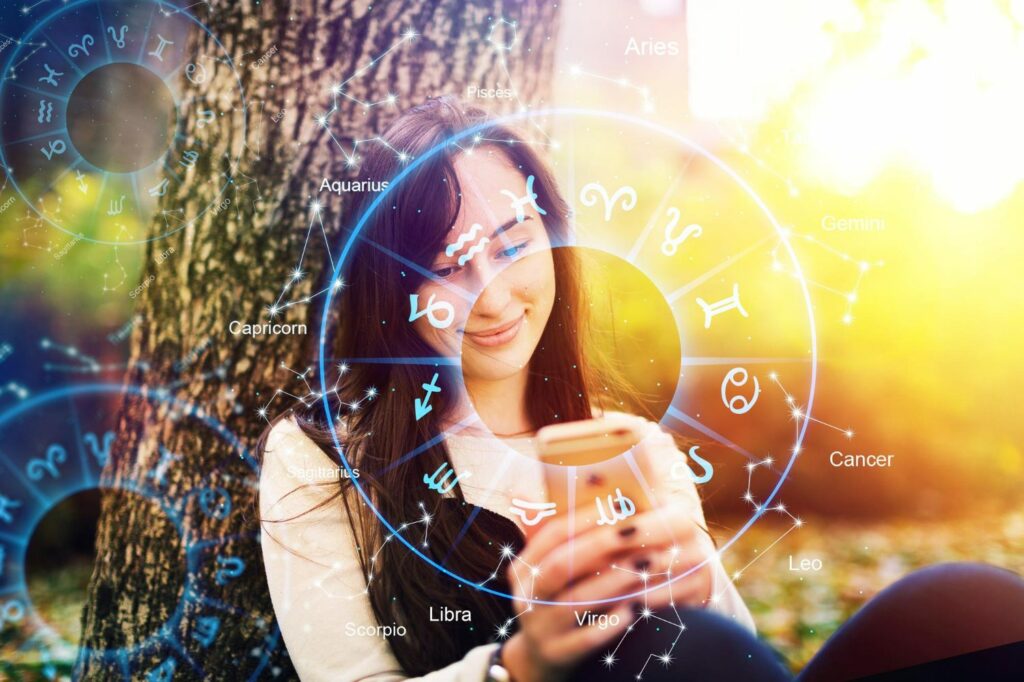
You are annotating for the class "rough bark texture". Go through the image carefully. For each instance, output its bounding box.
[76,1,560,679]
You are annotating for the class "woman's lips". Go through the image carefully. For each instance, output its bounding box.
[464,314,524,348]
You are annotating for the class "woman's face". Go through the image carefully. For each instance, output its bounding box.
[412,149,556,384]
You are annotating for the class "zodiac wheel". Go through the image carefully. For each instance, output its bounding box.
[0,384,278,679]
[0,0,246,245]
[317,108,818,605]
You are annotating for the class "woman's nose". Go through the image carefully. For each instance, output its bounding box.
[469,265,513,318]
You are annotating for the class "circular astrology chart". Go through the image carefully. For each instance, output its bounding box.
[0,0,246,245]
[0,384,279,678]
[319,108,818,605]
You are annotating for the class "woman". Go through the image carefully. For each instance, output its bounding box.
[259,98,1024,681]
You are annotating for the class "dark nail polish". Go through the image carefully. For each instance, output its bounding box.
[634,558,651,571]
[618,526,636,538]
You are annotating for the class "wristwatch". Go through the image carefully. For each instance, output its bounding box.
[485,643,512,682]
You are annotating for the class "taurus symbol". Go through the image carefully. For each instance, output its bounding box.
[83,431,114,466]
[40,139,66,160]
[579,182,638,221]
[660,207,703,256]
[68,34,95,59]
[214,556,246,585]
[27,444,67,480]
[107,25,127,49]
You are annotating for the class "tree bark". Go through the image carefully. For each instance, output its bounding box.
[76,1,560,679]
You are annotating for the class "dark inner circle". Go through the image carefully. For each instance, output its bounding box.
[67,63,176,173]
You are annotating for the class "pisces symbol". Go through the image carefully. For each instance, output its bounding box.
[107,25,127,49]
[660,207,702,256]
[37,100,53,123]
[594,488,636,526]
[579,182,638,221]
[423,462,470,495]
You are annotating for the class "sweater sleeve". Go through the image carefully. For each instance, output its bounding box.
[631,417,758,633]
[259,418,498,682]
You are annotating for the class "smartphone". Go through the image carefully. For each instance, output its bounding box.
[534,415,656,535]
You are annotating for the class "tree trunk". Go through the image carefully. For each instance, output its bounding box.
[76,1,560,679]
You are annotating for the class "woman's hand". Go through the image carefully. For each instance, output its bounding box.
[500,501,715,682]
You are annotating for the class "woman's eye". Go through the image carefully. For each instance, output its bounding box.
[498,242,529,259]
[432,266,458,279]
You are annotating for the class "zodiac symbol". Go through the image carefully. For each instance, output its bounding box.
[75,170,88,194]
[660,207,702,256]
[147,658,176,682]
[579,182,638,221]
[37,99,53,123]
[445,223,489,266]
[214,556,246,585]
[414,372,441,420]
[68,34,95,58]
[423,461,471,495]
[408,293,455,329]
[595,488,636,526]
[148,179,170,197]
[500,174,547,223]
[107,194,127,216]
[38,64,64,87]
[40,139,66,160]
[148,35,174,62]
[696,283,749,329]
[0,494,21,524]
[198,487,232,520]
[670,445,714,484]
[509,499,557,527]
[27,444,67,480]
[0,599,25,626]
[192,615,221,648]
[179,150,200,169]
[107,25,127,49]
[84,431,114,466]
[185,62,207,84]
[721,367,760,415]
[195,109,217,128]
[148,446,181,488]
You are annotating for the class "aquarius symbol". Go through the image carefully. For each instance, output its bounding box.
[179,150,200,169]
[423,461,471,495]
[107,194,127,216]
[579,182,638,221]
[84,431,114,466]
[408,293,455,329]
[214,556,246,585]
[198,487,232,520]
[75,170,88,194]
[500,174,547,223]
[148,35,174,62]
[147,658,176,682]
[509,499,557,527]
[594,488,636,526]
[68,34,95,58]
[148,179,170,197]
[37,99,53,123]
[192,615,221,648]
[445,223,489,266]
[721,367,760,415]
[696,283,748,329]
[660,207,702,256]
[40,139,66,160]
[414,372,441,420]
[671,445,714,484]
[0,494,21,524]
[38,64,64,87]
[0,599,25,626]
[185,62,207,84]
[195,109,216,128]
[27,444,67,480]
[107,25,127,49]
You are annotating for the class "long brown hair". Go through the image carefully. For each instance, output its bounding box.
[263,98,606,675]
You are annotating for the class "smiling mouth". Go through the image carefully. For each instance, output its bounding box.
[464,314,525,348]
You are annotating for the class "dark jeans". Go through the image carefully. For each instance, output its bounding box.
[570,563,1024,681]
